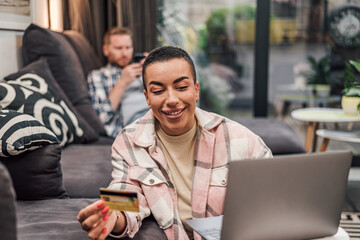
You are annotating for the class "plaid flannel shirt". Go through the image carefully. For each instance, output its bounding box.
[109,108,272,239]
[87,64,148,138]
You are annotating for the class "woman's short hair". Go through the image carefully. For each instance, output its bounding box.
[142,46,196,90]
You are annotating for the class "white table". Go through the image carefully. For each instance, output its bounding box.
[291,108,360,152]
[316,129,360,152]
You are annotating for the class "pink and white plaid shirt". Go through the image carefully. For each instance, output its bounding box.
[109,108,272,239]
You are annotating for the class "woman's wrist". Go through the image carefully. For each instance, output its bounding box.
[112,211,127,234]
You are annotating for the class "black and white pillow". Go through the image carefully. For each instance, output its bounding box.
[0,73,84,147]
[5,58,99,143]
[0,110,59,157]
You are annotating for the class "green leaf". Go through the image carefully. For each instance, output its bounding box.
[306,55,331,85]
[344,86,360,97]
[349,60,360,73]
[344,62,355,90]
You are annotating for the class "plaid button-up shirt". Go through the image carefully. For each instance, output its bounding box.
[109,108,272,239]
[87,64,148,138]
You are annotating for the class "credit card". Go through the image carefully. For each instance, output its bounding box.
[100,188,139,212]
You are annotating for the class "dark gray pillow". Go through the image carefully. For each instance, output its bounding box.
[0,162,17,240]
[0,110,59,157]
[22,24,106,136]
[0,144,68,200]
[5,58,99,143]
[0,73,84,147]
[63,30,103,77]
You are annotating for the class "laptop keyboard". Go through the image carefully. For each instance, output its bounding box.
[197,228,221,240]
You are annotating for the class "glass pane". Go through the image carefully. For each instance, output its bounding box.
[271,0,360,118]
[157,0,257,118]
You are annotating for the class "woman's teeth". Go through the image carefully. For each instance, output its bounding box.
[167,110,182,115]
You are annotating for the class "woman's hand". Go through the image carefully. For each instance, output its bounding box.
[77,200,118,240]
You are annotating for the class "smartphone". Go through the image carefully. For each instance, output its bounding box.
[133,53,146,63]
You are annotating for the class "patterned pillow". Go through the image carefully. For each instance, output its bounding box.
[0,73,84,147]
[5,58,99,143]
[0,110,59,157]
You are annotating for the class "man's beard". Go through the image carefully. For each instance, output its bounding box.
[115,58,131,68]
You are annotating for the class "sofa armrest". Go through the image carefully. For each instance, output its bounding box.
[0,162,17,240]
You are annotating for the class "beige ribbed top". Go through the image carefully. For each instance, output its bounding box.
[156,121,197,238]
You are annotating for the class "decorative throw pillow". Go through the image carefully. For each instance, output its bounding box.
[22,24,106,136]
[0,144,68,200]
[0,110,59,157]
[0,73,84,147]
[5,58,99,143]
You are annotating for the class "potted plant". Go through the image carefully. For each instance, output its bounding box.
[293,62,312,88]
[342,59,360,115]
[306,55,332,97]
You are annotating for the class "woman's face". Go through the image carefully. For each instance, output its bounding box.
[143,58,199,136]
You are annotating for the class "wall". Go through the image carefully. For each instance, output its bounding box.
[0,31,23,79]
[0,0,49,79]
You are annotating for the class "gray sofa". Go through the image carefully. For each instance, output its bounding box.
[0,24,305,240]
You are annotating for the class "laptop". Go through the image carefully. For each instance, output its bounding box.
[186,151,352,240]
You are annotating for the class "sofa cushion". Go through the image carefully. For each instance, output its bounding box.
[5,58,99,143]
[22,24,106,136]
[232,118,306,155]
[0,73,84,147]
[92,136,115,145]
[16,199,166,240]
[0,110,59,157]
[0,144,68,200]
[0,162,17,240]
[16,198,95,240]
[61,144,113,198]
[63,30,103,77]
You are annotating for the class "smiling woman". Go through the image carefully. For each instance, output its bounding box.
[77,46,272,240]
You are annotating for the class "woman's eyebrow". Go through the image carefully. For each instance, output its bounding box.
[148,80,163,87]
[173,76,189,84]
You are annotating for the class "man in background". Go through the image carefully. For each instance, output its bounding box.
[87,27,148,138]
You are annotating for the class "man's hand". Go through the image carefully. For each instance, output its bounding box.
[139,52,149,65]
[119,63,143,86]
[109,52,148,110]
[109,63,142,110]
